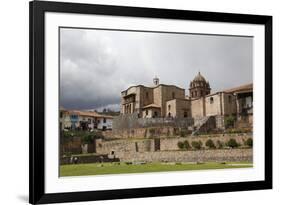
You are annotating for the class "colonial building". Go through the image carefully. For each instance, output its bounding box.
[120,73,253,123]
[60,108,113,131]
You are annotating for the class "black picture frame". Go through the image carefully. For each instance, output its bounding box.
[29,1,272,204]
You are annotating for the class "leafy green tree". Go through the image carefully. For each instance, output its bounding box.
[225,115,235,128]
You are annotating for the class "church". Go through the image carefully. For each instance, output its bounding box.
[120,72,253,124]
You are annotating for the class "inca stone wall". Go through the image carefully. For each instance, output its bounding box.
[94,134,252,163]
[116,148,252,163]
[109,126,179,139]
[113,114,194,130]
[160,134,252,151]
[95,139,156,154]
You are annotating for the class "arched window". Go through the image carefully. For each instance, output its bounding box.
[210,97,214,104]
[168,104,171,111]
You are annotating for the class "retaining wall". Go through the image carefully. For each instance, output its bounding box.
[117,148,252,163]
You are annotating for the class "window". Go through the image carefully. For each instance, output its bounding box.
[145,110,148,115]
[154,111,158,117]
[168,112,171,117]
[146,92,149,99]
[184,111,188,118]
[172,92,175,99]
[103,118,106,123]
[210,97,214,104]
[168,104,171,111]
[195,91,197,97]
[228,95,232,103]
[201,90,203,96]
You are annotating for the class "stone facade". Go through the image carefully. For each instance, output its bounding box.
[94,134,252,154]
[120,73,253,129]
[121,83,185,118]
[117,149,252,163]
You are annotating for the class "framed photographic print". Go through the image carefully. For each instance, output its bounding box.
[29,0,272,204]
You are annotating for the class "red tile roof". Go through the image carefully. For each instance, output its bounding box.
[224,83,253,94]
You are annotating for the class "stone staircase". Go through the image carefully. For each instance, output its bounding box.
[192,116,216,135]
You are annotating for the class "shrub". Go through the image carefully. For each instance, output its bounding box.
[183,140,191,150]
[177,141,184,150]
[205,139,216,149]
[62,131,74,142]
[216,140,224,149]
[244,138,253,147]
[192,141,202,150]
[226,138,239,148]
[225,115,235,128]
[180,129,189,137]
[82,134,94,145]
[81,130,104,145]
[177,140,191,150]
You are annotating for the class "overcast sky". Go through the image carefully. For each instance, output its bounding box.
[60,28,253,111]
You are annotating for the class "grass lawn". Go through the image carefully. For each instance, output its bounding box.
[60,162,252,177]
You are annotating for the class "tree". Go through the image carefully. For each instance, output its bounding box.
[225,115,235,128]
[82,134,93,145]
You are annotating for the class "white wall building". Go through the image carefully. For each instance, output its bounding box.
[59,108,113,131]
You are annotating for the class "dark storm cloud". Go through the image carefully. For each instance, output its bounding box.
[60,28,252,110]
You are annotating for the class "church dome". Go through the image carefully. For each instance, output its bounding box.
[189,72,211,98]
[192,72,207,82]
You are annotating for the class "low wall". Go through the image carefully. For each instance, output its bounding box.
[95,139,155,154]
[60,154,120,165]
[117,148,252,163]
[160,134,251,151]
[109,126,180,139]
[96,133,252,155]
[113,114,194,130]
